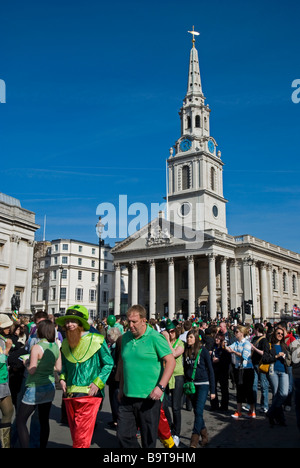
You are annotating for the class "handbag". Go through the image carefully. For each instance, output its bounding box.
[258,343,271,374]
[258,361,270,374]
[183,349,202,395]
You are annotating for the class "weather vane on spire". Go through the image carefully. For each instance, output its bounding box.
[188,26,200,47]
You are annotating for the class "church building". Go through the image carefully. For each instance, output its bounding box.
[111,31,300,323]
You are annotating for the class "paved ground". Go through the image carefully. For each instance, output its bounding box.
[44,386,300,449]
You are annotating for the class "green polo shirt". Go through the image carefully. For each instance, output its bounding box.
[121,325,172,398]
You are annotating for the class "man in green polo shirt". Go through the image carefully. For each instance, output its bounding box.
[117,305,175,448]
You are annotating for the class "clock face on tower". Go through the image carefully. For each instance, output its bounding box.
[208,140,215,153]
[180,138,192,152]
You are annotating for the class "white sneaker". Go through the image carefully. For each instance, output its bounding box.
[173,435,180,447]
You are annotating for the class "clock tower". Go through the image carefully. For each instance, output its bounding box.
[167,29,228,235]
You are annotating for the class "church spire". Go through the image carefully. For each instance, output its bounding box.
[186,27,203,98]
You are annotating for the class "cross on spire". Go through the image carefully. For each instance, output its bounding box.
[187,26,200,47]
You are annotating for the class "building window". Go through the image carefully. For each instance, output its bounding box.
[272,270,277,290]
[283,272,288,292]
[62,256,68,264]
[78,271,82,280]
[102,290,108,303]
[0,286,5,302]
[62,244,68,251]
[91,260,95,268]
[274,301,278,313]
[78,245,82,252]
[92,248,96,255]
[293,274,297,294]
[195,115,200,128]
[182,165,191,190]
[89,290,97,302]
[52,270,57,280]
[186,116,191,129]
[54,256,58,265]
[91,272,95,282]
[75,288,83,301]
[104,274,108,284]
[78,258,82,266]
[62,269,67,279]
[60,288,66,301]
[51,287,56,301]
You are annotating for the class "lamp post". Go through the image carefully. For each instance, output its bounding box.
[96,216,104,321]
[58,264,64,315]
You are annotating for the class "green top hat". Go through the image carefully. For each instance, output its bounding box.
[56,305,90,331]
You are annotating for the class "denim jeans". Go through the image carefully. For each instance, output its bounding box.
[189,384,209,435]
[253,364,269,411]
[268,371,289,422]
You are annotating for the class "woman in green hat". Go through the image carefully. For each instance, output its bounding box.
[162,319,185,447]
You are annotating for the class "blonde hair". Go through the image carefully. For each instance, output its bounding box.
[236,324,250,337]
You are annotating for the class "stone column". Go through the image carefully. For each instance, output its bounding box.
[167,257,175,320]
[250,260,257,319]
[187,255,195,317]
[6,235,19,312]
[25,240,34,314]
[148,259,156,318]
[260,263,269,320]
[229,259,238,312]
[130,261,138,305]
[114,263,121,315]
[208,253,217,320]
[220,256,228,317]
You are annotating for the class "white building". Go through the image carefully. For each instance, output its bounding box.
[31,238,119,320]
[111,34,300,323]
[0,193,40,315]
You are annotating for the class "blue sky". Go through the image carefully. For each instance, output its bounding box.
[1,0,300,252]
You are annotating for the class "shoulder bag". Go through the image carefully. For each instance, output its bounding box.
[183,349,202,395]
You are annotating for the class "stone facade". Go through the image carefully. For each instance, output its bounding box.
[0,193,39,315]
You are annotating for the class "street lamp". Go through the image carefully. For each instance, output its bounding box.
[58,264,64,315]
[96,216,104,321]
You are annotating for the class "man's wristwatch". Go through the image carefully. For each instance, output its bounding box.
[157,383,166,392]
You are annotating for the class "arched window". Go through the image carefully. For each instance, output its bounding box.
[186,116,191,129]
[195,115,200,128]
[182,165,191,190]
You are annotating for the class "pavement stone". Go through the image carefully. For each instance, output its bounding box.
[45,387,300,449]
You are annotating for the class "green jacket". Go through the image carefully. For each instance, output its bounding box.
[60,332,113,396]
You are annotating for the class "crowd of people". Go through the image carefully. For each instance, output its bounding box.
[0,306,300,449]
